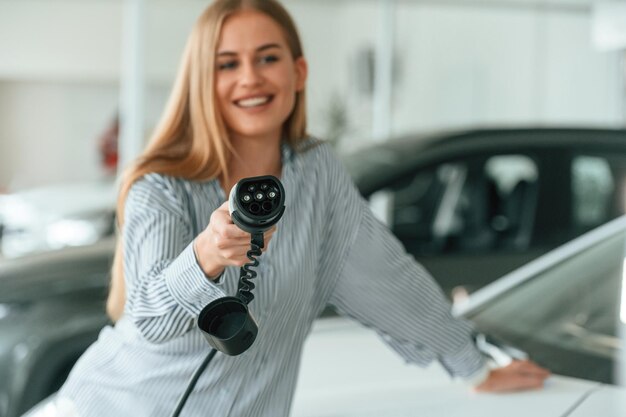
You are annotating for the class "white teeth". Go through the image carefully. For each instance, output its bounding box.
[237,96,270,108]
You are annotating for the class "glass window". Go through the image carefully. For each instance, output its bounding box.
[485,155,538,195]
[484,155,538,249]
[572,156,615,230]
[387,154,538,254]
[388,162,466,253]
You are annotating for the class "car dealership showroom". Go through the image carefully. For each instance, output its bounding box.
[2,0,626,416]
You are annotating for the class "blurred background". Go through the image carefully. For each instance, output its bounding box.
[1,0,625,258]
[0,0,623,189]
[3,1,626,416]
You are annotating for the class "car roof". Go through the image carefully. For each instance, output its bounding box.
[345,127,626,196]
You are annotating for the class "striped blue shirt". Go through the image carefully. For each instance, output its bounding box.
[59,139,485,416]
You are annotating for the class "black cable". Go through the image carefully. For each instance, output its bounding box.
[237,241,262,305]
[171,234,263,416]
[171,348,218,417]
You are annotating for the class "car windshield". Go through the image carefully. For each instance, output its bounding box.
[467,219,626,384]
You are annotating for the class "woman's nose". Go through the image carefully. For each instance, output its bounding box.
[240,61,262,87]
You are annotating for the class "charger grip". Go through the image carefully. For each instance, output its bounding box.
[197,297,258,356]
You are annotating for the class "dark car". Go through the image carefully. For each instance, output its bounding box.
[347,127,626,296]
[0,240,113,417]
[3,127,626,416]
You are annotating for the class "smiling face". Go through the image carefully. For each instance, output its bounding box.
[215,9,307,146]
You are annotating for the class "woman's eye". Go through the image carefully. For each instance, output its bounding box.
[259,55,279,65]
[218,60,238,71]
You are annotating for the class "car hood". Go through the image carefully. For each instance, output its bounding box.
[0,239,114,303]
[291,317,622,417]
[569,386,626,416]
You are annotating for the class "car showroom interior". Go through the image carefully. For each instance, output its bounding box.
[1,0,626,416]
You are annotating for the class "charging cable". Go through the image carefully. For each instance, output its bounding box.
[171,175,285,417]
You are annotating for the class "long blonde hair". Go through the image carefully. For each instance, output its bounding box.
[108,0,307,317]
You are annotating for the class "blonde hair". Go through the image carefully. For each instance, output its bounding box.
[107,0,307,319]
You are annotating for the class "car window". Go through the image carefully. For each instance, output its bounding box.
[387,163,460,251]
[386,154,539,254]
[572,155,622,232]
[484,155,538,249]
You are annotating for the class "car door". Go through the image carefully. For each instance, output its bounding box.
[377,150,550,300]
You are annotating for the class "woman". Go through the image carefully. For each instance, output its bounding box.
[26,0,549,416]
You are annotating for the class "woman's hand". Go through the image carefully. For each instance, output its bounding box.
[194,201,276,279]
[474,360,551,392]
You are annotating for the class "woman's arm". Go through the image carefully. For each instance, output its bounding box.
[320,149,548,389]
[120,175,227,342]
[105,243,125,322]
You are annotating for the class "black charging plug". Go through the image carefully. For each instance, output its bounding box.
[197,175,285,356]
[228,175,286,234]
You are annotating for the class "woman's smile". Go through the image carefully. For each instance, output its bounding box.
[234,94,273,108]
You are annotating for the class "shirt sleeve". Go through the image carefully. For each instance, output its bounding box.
[324,152,486,380]
[122,175,227,343]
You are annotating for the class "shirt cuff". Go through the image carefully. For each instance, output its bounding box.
[439,339,487,380]
[164,242,227,316]
[458,364,490,387]
[191,238,226,285]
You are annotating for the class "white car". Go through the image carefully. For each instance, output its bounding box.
[293,318,626,417]
[0,181,116,258]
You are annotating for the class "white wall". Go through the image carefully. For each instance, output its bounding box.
[0,0,123,82]
[0,0,622,189]
[289,1,380,147]
[392,3,622,136]
[394,5,538,133]
[0,81,119,189]
[541,11,623,124]
[0,0,124,189]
